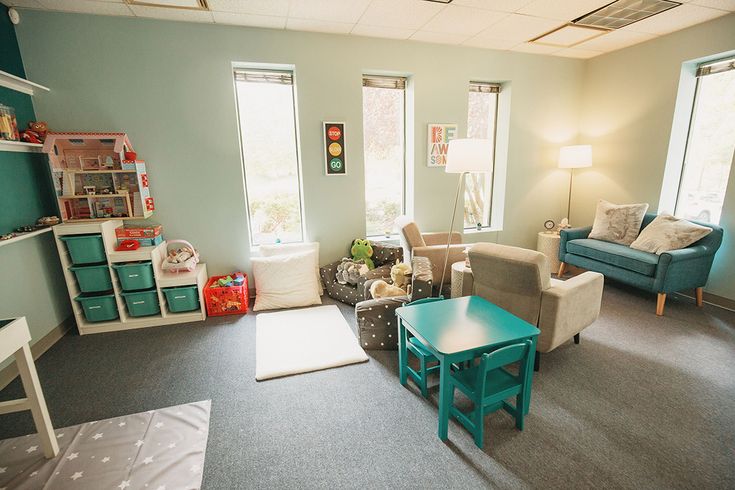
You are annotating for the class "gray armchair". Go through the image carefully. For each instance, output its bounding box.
[469,243,604,370]
[319,242,403,306]
[355,256,433,350]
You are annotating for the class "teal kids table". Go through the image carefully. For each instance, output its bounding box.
[395,296,540,441]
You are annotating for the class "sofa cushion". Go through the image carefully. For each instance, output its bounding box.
[567,239,659,276]
[588,199,649,245]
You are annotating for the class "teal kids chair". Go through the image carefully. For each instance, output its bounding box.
[403,297,444,398]
[449,340,533,448]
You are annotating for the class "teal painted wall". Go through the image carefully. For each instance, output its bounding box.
[0,5,71,371]
[579,13,735,301]
[14,10,584,278]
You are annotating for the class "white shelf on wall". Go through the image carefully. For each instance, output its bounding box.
[0,227,53,248]
[0,69,50,96]
[0,140,44,153]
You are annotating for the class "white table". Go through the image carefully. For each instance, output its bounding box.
[450,261,473,298]
[537,232,561,274]
[0,317,59,458]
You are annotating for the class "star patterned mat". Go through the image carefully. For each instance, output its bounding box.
[0,400,210,490]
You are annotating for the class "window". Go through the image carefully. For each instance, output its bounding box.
[464,82,500,230]
[362,75,406,237]
[674,57,735,224]
[234,69,304,246]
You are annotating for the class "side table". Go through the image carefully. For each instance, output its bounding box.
[537,231,561,274]
[450,261,473,298]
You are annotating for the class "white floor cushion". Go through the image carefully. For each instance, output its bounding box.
[251,250,322,311]
[259,242,323,294]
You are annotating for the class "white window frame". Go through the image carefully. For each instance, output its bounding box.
[232,64,306,247]
[361,74,408,238]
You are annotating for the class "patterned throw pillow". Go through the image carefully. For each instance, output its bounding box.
[588,199,649,245]
[630,214,712,255]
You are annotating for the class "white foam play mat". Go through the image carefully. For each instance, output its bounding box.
[0,400,210,489]
[255,305,368,381]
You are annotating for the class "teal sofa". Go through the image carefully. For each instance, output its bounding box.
[558,213,723,315]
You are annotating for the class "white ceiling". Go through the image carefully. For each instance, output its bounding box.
[3,0,734,58]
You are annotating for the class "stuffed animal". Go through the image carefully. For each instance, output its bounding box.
[351,238,375,269]
[390,260,412,290]
[370,279,406,299]
[336,258,368,286]
[19,121,48,144]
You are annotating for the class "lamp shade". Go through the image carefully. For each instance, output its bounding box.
[558,145,592,168]
[445,138,493,174]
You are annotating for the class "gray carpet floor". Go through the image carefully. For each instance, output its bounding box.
[1,282,734,489]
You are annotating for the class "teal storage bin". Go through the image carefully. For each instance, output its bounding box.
[60,234,106,265]
[162,286,200,313]
[112,261,156,291]
[69,264,112,293]
[75,292,118,322]
[120,289,160,317]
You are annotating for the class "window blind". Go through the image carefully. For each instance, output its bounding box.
[469,82,501,93]
[362,75,407,90]
[696,58,735,77]
[234,70,293,85]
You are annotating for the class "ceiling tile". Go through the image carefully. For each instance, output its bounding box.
[37,0,133,15]
[575,29,655,51]
[286,17,353,34]
[687,0,735,11]
[288,0,371,23]
[410,30,471,45]
[351,23,415,40]
[358,0,445,30]
[473,14,561,43]
[554,47,603,58]
[129,4,214,22]
[518,0,612,21]
[207,0,289,16]
[212,11,286,28]
[511,42,559,54]
[462,36,518,49]
[451,0,533,13]
[621,3,729,34]
[419,5,508,36]
[3,0,44,8]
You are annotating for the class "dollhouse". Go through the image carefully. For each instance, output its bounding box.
[42,132,154,222]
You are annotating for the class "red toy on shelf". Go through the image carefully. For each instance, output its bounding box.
[204,273,248,316]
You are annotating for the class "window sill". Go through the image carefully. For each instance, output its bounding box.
[368,234,401,243]
[463,227,502,235]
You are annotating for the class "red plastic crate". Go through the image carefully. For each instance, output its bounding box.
[204,273,248,316]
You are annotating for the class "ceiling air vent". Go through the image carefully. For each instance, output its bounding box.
[572,0,681,30]
[125,0,209,10]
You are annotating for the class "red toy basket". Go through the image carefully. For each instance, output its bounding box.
[204,274,249,317]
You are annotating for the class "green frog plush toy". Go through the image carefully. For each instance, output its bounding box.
[351,238,375,270]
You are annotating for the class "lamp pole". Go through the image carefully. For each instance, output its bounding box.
[439,171,466,295]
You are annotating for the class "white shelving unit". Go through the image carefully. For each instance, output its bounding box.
[0,69,50,96]
[0,140,44,153]
[54,220,207,335]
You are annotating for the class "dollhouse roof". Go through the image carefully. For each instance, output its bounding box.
[42,132,134,154]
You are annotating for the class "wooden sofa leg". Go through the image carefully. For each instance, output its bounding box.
[656,293,666,316]
[695,287,703,307]
[557,262,567,277]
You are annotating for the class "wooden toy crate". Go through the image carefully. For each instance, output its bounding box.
[204,274,248,316]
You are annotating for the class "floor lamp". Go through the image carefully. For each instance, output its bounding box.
[439,138,493,295]
[558,145,592,223]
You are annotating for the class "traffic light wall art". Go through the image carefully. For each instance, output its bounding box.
[323,122,346,176]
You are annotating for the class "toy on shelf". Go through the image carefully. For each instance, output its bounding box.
[161,239,199,273]
[42,132,154,222]
[0,104,19,141]
[115,239,141,252]
[19,121,48,144]
[38,216,60,226]
[204,273,248,316]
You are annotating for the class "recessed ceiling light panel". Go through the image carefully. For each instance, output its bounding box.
[125,0,209,10]
[531,24,607,48]
[573,0,680,30]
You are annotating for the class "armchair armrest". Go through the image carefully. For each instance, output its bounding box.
[559,226,592,260]
[356,296,408,350]
[422,231,462,246]
[412,244,465,283]
[539,272,603,353]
